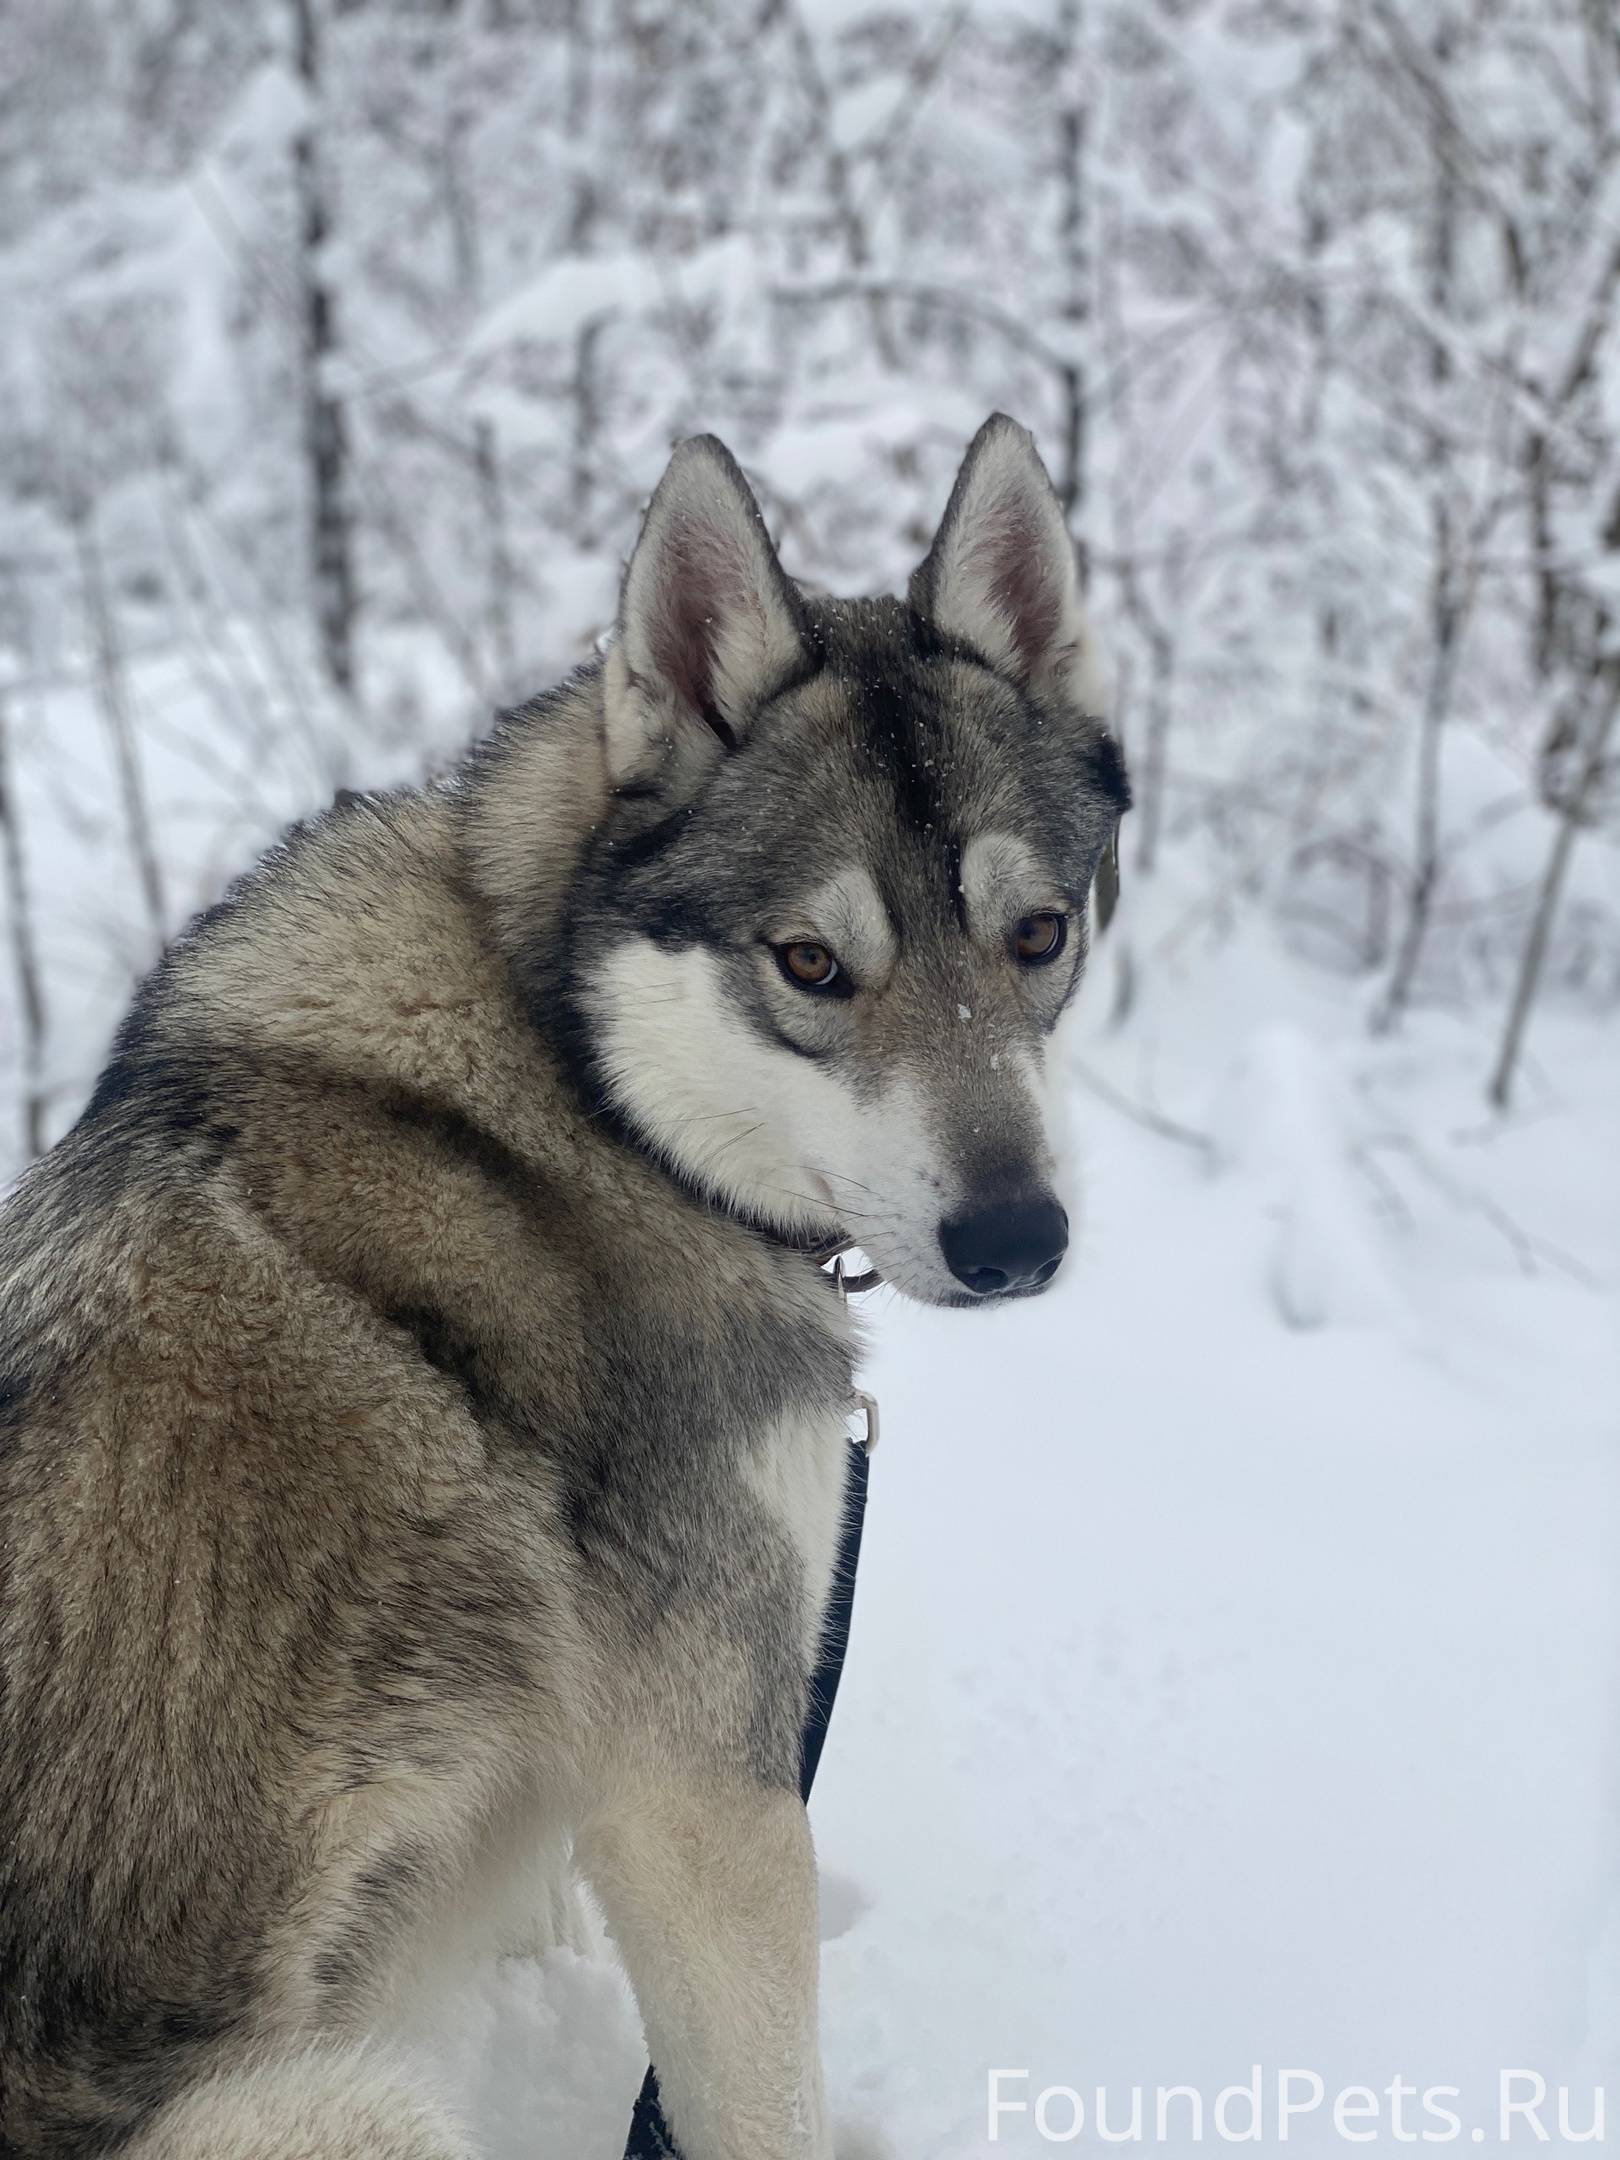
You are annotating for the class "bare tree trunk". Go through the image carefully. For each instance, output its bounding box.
[1293,179,1353,874]
[1374,35,1458,1035]
[571,314,607,549]
[442,106,480,310]
[564,0,597,253]
[1054,3,1103,923]
[1054,0,1089,578]
[427,43,518,706]
[292,0,359,731]
[1487,663,1620,1110]
[1095,185,1175,886]
[1132,615,1175,877]
[1373,550,1459,1032]
[1528,439,1560,682]
[71,503,167,949]
[0,691,48,1161]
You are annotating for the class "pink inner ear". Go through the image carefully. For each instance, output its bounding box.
[648,520,731,717]
[647,518,767,724]
[977,492,1062,667]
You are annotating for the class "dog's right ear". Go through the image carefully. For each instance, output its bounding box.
[910,414,1103,714]
[604,436,807,793]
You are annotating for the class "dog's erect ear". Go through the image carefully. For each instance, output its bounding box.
[604,435,807,790]
[910,414,1102,711]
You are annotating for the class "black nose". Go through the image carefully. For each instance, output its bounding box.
[939,1196,1069,1297]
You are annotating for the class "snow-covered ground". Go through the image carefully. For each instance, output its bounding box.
[370,878,1619,2159]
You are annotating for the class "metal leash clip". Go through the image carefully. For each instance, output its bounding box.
[850,1387,879,1454]
[831,1250,884,1300]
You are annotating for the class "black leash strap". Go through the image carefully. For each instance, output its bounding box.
[622,1432,872,2160]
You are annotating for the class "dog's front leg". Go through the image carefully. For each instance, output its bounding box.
[578,1774,829,2160]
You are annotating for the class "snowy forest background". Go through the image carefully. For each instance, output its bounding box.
[3,5,1620,2150]
[2,0,1619,1168]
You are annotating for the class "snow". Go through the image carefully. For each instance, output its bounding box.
[361,883,1617,2158]
[5,0,1620,2145]
[465,236,760,364]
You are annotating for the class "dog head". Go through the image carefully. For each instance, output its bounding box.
[561,416,1129,1306]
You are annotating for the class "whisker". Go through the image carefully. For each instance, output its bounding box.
[815,1169,886,1202]
[773,1188,852,1216]
[709,1123,766,1156]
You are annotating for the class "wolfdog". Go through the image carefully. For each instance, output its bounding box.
[0,415,1128,2158]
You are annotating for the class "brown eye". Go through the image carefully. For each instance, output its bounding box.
[777,941,842,991]
[1013,912,1067,966]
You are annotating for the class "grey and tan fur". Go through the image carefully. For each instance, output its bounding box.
[0,416,1128,2159]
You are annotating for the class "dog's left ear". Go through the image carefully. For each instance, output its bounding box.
[910,414,1103,712]
[605,434,807,790]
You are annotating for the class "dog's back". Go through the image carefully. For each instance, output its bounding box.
[0,791,565,2151]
